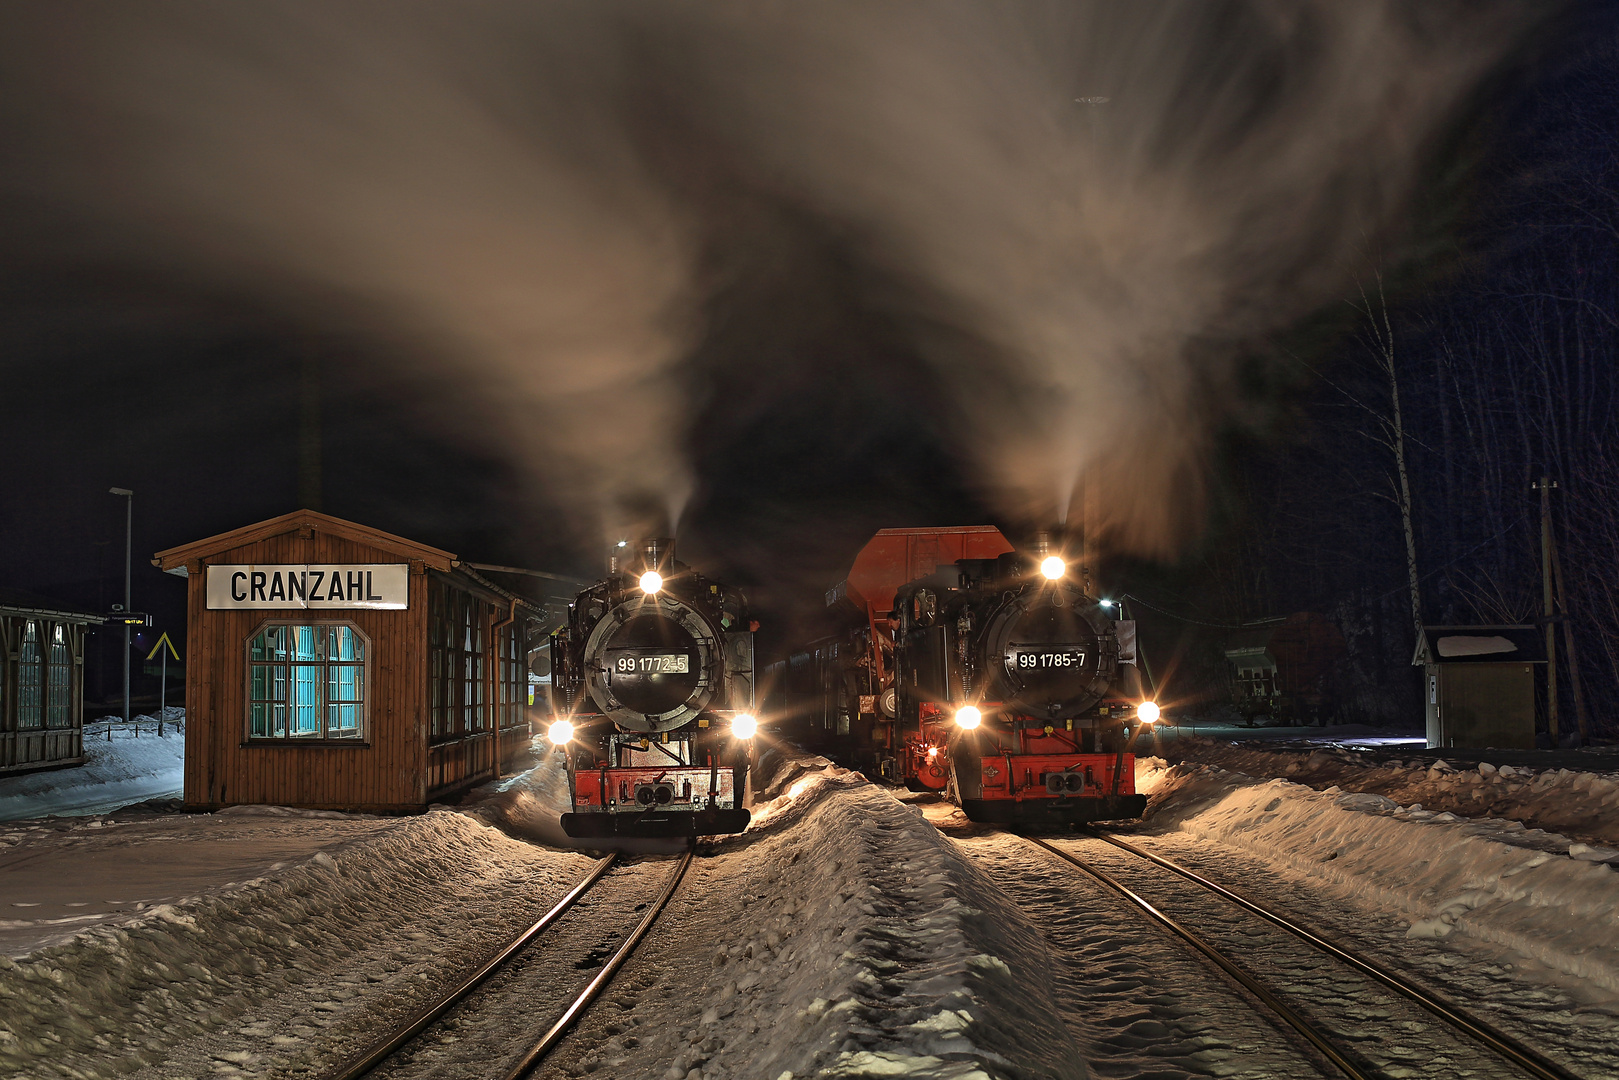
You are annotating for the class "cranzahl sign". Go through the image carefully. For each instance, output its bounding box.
[205,564,409,610]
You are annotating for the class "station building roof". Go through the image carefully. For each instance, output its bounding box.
[152,509,458,576]
[0,587,106,624]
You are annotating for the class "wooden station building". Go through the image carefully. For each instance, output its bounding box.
[154,510,542,813]
[0,590,104,776]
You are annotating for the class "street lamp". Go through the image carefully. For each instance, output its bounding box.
[109,487,133,728]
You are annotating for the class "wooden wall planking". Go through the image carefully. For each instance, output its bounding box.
[183,529,429,813]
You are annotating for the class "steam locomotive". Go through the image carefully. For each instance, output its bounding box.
[547,538,758,838]
[769,527,1153,825]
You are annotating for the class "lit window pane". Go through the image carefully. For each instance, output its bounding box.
[292,625,320,662]
[292,664,322,734]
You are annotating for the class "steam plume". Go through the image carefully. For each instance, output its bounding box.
[0,2,1542,563]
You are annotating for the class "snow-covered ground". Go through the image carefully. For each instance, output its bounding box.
[0,711,185,821]
[1130,756,1619,1074]
[0,748,1090,1080]
[1159,735,1619,850]
[2,735,1616,1079]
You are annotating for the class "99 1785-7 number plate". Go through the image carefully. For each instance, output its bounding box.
[1014,651,1085,669]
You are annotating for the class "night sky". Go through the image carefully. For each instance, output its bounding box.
[2,2,1610,717]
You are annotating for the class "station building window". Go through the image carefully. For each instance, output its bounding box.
[247,623,367,740]
[17,621,41,730]
[497,623,522,729]
[46,624,71,727]
[429,582,490,742]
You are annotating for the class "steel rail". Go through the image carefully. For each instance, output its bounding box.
[1024,836,1374,1080]
[323,852,619,1080]
[1084,829,1585,1080]
[500,840,696,1080]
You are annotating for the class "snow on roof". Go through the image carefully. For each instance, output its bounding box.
[1436,634,1517,658]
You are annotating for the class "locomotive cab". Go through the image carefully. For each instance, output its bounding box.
[550,538,756,839]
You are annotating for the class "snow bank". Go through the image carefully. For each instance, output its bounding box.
[1143,759,1619,992]
[0,808,588,1079]
[1164,738,1619,848]
[0,714,184,821]
[684,756,1088,1080]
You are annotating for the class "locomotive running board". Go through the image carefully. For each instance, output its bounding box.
[960,794,1147,826]
[561,808,751,838]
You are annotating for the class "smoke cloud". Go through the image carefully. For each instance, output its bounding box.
[0,2,1542,566]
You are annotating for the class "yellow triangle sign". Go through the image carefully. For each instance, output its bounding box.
[146,631,180,662]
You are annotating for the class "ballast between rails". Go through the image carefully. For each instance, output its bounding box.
[1022,836,1376,1080]
[323,843,694,1080]
[500,842,696,1080]
[324,852,619,1080]
[1081,829,1585,1080]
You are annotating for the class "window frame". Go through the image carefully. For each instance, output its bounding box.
[244,620,372,745]
[428,582,494,745]
[45,622,72,728]
[17,620,42,731]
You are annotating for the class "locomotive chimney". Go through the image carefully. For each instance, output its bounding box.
[641,536,675,574]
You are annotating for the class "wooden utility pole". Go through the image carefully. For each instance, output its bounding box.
[1536,477,1559,744]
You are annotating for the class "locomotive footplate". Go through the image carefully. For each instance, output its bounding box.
[960,794,1148,825]
[561,807,751,838]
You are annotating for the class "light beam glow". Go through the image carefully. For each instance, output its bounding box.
[547,719,575,744]
[1040,556,1065,580]
[732,713,758,739]
[639,570,663,593]
[1137,701,1160,723]
[955,705,982,729]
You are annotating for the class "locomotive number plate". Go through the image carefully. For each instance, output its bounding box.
[615,654,690,674]
[1014,651,1085,669]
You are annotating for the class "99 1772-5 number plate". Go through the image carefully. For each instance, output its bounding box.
[614,654,690,674]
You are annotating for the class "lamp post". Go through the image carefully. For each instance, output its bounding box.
[109,487,133,730]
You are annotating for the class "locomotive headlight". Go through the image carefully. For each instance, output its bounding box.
[638,570,663,594]
[1137,701,1160,724]
[731,714,758,740]
[1040,556,1065,580]
[955,705,982,730]
[547,719,575,745]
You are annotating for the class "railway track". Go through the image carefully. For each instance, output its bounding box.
[324,842,694,1080]
[1024,831,1585,1080]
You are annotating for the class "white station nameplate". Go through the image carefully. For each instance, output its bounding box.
[206,564,409,610]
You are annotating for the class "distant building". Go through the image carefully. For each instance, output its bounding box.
[1224,612,1346,724]
[154,510,542,813]
[0,590,105,775]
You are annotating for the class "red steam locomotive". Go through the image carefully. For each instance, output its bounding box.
[769,526,1155,825]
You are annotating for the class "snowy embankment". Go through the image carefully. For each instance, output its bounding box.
[1163,736,1619,847]
[483,749,1089,1080]
[1142,757,1619,992]
[681,755,1086,1080]
[0,712,184,821]
[0,746,1089,1080]
[0,808,590,1079]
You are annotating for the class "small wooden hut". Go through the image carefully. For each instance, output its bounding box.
[154,510,540,812]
